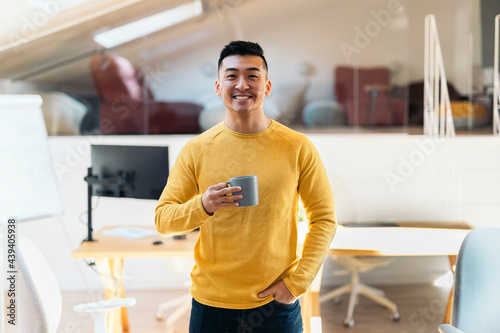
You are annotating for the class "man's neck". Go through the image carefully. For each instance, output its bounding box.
[224,113,271,134]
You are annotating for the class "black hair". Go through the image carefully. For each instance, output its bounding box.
[217,41,268,73]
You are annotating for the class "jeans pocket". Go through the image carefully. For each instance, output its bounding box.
[272,299,297,308]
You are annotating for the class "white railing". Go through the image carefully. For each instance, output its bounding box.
[424,14,455,138]
[494,14,500,135]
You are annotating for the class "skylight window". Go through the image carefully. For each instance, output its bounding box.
[93,0,203,48]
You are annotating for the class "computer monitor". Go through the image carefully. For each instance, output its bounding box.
[90,144,169,200]
[83,144,169,241]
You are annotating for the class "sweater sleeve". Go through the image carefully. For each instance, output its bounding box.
[283,137,337,297]
[155,143,212,236]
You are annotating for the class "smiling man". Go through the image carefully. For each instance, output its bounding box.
[215,49,271,129]
[155,41,337,333]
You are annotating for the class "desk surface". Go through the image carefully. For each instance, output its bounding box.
[73,222,472,259]
[327,222,471,257]
[71,227,197,259]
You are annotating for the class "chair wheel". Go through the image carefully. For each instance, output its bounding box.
[333,296,343,305]
[391,312,401,321]
[343,318,354,328]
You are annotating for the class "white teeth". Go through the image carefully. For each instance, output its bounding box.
[234,96,250,100]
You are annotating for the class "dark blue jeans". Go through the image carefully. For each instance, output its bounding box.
[189,298,303,333]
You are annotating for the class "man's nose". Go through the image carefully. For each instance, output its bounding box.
[235,77,249,90]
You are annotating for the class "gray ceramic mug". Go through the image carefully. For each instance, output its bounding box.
[226,175,259,207]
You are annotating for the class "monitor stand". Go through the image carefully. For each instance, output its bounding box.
[83,167,127,242]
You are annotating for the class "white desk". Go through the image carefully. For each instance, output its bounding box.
[328,224,470,257]
[301,222,471,332]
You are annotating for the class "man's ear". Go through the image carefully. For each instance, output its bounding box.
[265,79,272,96]
[215,80,222,96]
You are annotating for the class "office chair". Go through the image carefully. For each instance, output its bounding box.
[155,257,195,333]
[17,236,135,333]
[89,52,202,135]
[320,175,400,328]
[155,293,192,333]
[438,226,500,333]
[320,254,399,328]
[335,66,406,126]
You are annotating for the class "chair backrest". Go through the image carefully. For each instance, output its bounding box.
[334,66,391,126]
[451,226,500,332]
[17,236,62,333]
[89,52,153,103]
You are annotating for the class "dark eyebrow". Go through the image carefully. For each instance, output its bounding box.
[224,67,261,72]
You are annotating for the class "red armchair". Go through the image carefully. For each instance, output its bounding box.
[89,52,202,134]
[335,66,406,126]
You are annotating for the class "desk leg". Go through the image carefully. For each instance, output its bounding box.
[443,255,457,324]
[95,258,130,333]
[301,264,323,333]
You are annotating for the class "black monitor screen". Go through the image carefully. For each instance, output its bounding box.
[90,145,169,200]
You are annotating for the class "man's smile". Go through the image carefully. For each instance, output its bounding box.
[233,95,252,100]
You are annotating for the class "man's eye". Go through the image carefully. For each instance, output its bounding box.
[249,75,258,78]
[226,74,236,78]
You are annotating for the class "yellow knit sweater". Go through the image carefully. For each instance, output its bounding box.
[155,120,336,309]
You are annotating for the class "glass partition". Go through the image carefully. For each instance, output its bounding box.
[0,0,495,136]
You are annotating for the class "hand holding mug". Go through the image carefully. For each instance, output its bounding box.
[201,175,259,214]
[201,182,242,214]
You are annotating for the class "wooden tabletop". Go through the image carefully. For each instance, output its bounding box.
[71,226,197,259]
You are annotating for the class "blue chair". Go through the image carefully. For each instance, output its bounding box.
[438,226,500,333]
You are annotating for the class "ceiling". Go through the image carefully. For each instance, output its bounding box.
[0,0,344,96]
[0,0,248,94]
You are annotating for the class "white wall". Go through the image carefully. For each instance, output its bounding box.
[17,133,500,293]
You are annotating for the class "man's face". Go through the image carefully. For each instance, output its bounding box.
[215,55,271,116]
